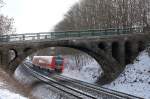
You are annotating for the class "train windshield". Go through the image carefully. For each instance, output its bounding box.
[55,55,63,66]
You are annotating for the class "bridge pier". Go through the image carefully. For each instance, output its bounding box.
[118,42,125,66]
[0,49,10,70]
[0,50,2,65]
[105,43,112,56]
[130,42,139,63]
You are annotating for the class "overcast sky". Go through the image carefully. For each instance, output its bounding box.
[1,0,78,33]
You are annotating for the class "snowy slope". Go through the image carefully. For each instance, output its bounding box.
[14,65,39,85]
[62,51,150,98]
[62,56,102,83]
[104,51,150,99]
[0,68,27,99]
[0,89,27,99]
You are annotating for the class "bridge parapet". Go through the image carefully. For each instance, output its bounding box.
[0,27,143,42]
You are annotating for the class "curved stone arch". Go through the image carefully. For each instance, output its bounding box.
[9,41,123,85]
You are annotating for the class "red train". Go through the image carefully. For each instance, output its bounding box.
[32,55,64,73]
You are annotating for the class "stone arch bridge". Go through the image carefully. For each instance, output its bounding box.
[0,27,150,85]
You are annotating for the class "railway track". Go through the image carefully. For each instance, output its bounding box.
[22,62,143,99]
[23,62,96,99]
[52,75,142,99]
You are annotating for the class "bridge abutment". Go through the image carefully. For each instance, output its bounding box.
[130,42,139,63]
[105,43,112,56]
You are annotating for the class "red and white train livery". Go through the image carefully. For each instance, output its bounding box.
[32,55,64,73]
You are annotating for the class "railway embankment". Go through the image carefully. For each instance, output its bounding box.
[0,67,28,99]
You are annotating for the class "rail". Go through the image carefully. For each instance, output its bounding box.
[0,27,143,42]
[23,62,96,99]
[23,61,142,99]
[54,75,142,99]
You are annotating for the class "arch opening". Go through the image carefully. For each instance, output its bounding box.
[125,41,132,64]
[24,47,32,52]
[112,42,119,62]
[138,41,145,52]
[98,42,107,51]
[9,49,17,61]
[11,43,122,85]
[23,47,103,83]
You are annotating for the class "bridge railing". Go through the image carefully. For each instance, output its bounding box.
[0,27,143,42]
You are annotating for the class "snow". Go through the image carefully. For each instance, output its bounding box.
[104,51,150,99]
[14,65,39,85]
[62,56,102,83]
[0,68,27,99]
[12,50,150,98]
[31,84,62,99]
[61,51,150,98]
[0,89,27,99]
[31,83,74,99]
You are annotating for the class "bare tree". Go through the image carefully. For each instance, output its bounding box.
[54,0,150,31]
[0,0,15,35]
[53,0,150,68]
[0,15,15,35]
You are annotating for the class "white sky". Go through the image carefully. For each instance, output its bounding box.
[1,0,79,33]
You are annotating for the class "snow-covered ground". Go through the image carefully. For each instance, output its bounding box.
[0,68,27,99]
[104,51,150,99]
[31,83,76,99]
[14,65,39,85]
[31,84,61,99]
[62,55,102,83]
[62,51,150,98]
[12,50,150,98]
[0,89,27,99]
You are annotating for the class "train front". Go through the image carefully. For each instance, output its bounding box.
[32,55,64,73]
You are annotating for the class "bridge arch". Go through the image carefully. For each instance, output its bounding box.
[8,41,123,85]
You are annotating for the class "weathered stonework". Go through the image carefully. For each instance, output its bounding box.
[0,32,150,85]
